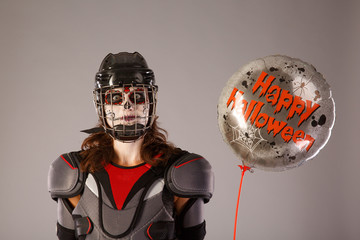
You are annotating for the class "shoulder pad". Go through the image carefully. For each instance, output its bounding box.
[165,152,214,202]
[48,151,86,200]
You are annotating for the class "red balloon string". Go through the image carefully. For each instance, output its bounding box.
[234,165,251,240]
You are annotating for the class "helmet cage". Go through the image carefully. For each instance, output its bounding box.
[93,83,158,142]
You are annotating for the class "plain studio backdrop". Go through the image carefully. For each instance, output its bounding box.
[0,0,359,239]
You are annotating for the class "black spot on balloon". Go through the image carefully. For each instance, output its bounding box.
[223,115,227,120]
[318,115,326,126]
[311,115,326,127]
[289,156,296,160]
[270,141,276,146]
[246,71,251,76]
[269,67,278,72]
[279,77,285,82]
[242,81,248,88]
[298,67,305,72]
[311,120,318,127]
[245,133,249,138]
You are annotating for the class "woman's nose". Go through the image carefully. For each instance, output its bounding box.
[124,101,132,109]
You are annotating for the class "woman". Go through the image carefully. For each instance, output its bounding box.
[48,52,214,240]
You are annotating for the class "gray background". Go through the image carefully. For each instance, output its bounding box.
[0,0,359,239]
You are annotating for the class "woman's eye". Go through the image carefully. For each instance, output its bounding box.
[130,92,145,104]
[105,92,122,104]
[111,93,122,104]
[113,94,121,102]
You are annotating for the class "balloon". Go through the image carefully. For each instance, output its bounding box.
[217,55,335,171]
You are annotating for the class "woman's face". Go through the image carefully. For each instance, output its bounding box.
[103,86,149,127]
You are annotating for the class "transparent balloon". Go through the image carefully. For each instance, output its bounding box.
[217,55,335,171]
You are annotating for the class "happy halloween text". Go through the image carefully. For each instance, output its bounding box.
[227,71,319,151]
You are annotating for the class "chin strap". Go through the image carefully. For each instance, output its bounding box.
[80,126,145,143]
[80,127,105,134]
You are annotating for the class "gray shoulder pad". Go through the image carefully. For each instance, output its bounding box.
[165,153,214,202]
[48,152,86,200]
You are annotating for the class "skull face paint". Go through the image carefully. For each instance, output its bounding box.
[104,87,150,128]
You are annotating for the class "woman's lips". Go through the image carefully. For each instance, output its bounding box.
[120,115,136,122]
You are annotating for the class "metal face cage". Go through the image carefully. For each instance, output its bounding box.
[93,83,158,142]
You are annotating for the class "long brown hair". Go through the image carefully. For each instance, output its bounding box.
[79,118,179,172]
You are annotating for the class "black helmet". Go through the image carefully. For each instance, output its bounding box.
[93,52,158,142]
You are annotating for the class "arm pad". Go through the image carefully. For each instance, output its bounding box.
[57,222,76,240]
[165,153,214,202]
[178,221,206,240]
[48,152,86,200]
[177,198,206,240]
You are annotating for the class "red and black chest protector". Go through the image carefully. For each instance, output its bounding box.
[93,161,157,211]
[103,162,151,210]
[67,149,213,239]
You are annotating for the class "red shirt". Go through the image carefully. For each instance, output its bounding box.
[104,162,151,209]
